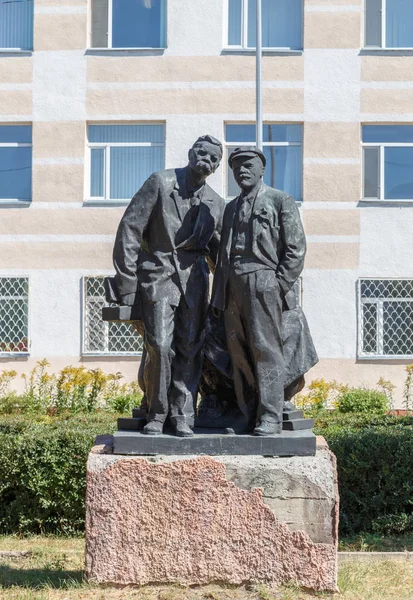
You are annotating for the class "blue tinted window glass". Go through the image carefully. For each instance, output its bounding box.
[0,147,31,200]
[226,124,256,143]
[89,124,164,143]
[90,148,105,197]
[227,145,302,199]
[363,125,413,143]
[385,147,413,199]
[263,145,302,199]
[112,0,165,48]
[0,0,33,50]
[110,146,164,199]
[0,125,32,144]
[227,124,302,144]
[386,0,413,48]
[263,124,302,143]
[248,0,302,49]
[228,0,242,45]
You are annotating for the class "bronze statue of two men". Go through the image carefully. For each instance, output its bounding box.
[112,135,316,438]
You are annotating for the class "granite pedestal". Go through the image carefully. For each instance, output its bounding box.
[85,436,338,592]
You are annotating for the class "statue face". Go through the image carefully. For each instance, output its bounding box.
[231,155,264,192]
[188,142,222,178]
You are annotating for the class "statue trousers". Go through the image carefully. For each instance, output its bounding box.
[140,281,208,428]
[224,269,285,427]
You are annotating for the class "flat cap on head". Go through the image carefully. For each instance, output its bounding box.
[228,146,266,168]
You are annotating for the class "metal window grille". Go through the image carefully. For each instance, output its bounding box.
[83,276,143,355]
[358,278,413,359]
[0,277,29,354]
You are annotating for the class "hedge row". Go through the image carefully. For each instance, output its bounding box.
[314,413,413,536]
[0,412,412,536]
[0,414,116,535]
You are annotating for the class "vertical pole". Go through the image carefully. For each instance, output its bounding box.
[256,0,263,151]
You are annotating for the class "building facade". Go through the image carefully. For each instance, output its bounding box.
[1,0,413,405]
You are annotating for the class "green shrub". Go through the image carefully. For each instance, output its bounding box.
[372,513,413,536]
[316,415,413,536]
[336,388,390,415]
[0,413,116,535]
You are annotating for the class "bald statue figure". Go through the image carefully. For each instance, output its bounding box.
[211,147,306,436]
[113,136,225,437]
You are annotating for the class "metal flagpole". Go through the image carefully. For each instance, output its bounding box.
[256,0,263,151]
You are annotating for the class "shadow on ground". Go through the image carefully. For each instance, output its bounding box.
[0,565,84,588]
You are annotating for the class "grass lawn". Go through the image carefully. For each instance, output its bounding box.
[1,537,413,600]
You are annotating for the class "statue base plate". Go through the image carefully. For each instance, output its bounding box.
[113,429,316,456]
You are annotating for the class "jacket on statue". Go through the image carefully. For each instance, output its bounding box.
[211,183,306,311]
[113,166,225,308]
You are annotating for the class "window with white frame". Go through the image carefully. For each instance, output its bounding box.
[365,0,413,48]
[91,0,166,48]
[0,278,29,354]
[362,125,413,201]
[225,123,302,200]
[83,277,143,355]
[0,125,32,203]
[0,0,33,50]
[358,278,413,358]
[227,0,302,50]
[87,124,165,202]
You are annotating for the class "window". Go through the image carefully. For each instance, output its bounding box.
[0,0,33,50]
[0,278,29,354]
[358,278,413,358]
[87,124,165,202]
[0,125,32,203]
[91,0,166,49]
[227,0,302,50]
[365,0,413,48]
[225,123,302,200]
[362,125,413,201]
[83,277,143,355]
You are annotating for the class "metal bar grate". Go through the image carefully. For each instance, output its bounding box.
[358,278,413,358]
[0,277,29,353]
[83,276,143,355]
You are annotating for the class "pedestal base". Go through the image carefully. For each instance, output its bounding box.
[113,429,316,456]
[85,437,338,592]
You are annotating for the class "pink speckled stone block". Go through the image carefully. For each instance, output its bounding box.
[85,444,338,592]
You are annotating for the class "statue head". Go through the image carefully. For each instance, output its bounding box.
[228,147,266,193]
[188,135,223,180]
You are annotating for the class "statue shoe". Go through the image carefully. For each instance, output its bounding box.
[253,420,282,437]
[143,420,163,436]
[174,423,194,438]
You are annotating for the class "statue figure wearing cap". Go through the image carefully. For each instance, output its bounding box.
[112,136,225,437]
[211,146,306,435]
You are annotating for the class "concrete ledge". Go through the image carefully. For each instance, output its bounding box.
[85,438,338,592]
[339,552,413,563]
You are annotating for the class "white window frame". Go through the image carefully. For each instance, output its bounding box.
[358,277,413,360]
[82,276,143,357]
[225,0,303,51]
[89,0,167,50]
[362,132,413,202]
[86,122,165,204]
[224,122,303,200]
[364,0,413,49]
[0,276,30,357]
[0,125,32,204]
